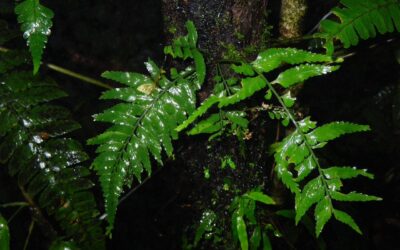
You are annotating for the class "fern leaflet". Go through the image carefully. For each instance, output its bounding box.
[15,0,54,74]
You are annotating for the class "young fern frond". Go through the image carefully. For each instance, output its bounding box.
[0,52,105,249]
[319,0,400,53]
[15,0,54,74]
[89,22,205,233]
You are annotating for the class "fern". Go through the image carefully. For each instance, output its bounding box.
[15,0,54,74]
[0,54,105,249]
[320,0,400,53]
[179,47,380,237]
[178,48,337,133]
[89,22,205,233]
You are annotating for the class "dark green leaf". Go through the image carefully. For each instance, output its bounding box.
[15,0,54,74]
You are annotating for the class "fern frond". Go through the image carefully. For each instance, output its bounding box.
[0,66,105,249]
[271,117,379,236]
[164,21,206,85]
[15,0,54,74]
[320,0,400,50]
[89,61,200,232]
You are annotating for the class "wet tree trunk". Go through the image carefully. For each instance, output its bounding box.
[162,0,268,97]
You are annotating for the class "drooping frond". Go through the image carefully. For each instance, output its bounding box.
[0,52,105,249]
[89,22,205,233]
[320,0,400,52]
[15,0,54,74]
[271,117,381,236]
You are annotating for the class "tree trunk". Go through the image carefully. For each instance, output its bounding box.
[162,0,268,97]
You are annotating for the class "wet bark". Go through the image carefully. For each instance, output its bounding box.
[162,0,268,98]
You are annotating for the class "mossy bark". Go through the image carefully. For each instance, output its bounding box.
[162,0,268,98]
[279,0,307,38]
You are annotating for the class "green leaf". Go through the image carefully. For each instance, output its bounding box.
[314,196,332,237]
[236,215,249,250]
[188,113,222,135]
[273,64,340,88]
[282,91,296,108]
[176,95,220,132]
[250,226,261,250]
[102,71,152,88]
[252,48,333,73]
[244,191,276,205]
[185,20,198,47]
[320,0,400,49]
[262,231,272,250]
[15,0,54,74]
[307,122,370,145]
[323,166,374,180]
[192,48,206,85]
[144,59,161,80]
[0,215,10,250]
[226,111,249,128]
[333,209,362,234]
[295,177,325,224]
[330,191,382,202]
[219,76,266,108]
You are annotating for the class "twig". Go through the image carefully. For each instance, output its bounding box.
[0,202,29,208]
[0,46,112,89]
[23,220,35,250]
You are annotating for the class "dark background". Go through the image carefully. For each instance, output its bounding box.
[0,0,399,249]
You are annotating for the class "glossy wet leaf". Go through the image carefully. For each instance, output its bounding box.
[0,215,10,250]
[0,61,105,249]
[250,226,261,250]
[295,177,325,224]
[194,210,217,246]
[252,48,332,73]
[236,215,249,250]
[15,0,54,74]
[314,196,332,237]
[330,191,382,202]
[323,166,373,180]
[274,64,340,88]
[282,91,296,108]
[307,122,370,145]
